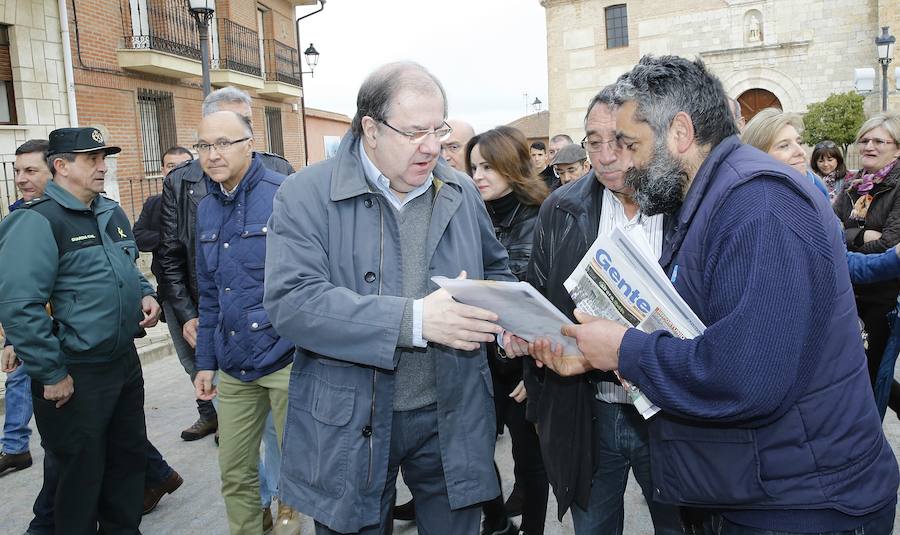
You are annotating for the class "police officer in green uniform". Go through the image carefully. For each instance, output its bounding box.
[0,127,161,535]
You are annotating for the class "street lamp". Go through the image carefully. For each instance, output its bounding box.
[303,44,319,77]
[531,97,543,113]
[187,0,215,97]
[876,26,895,111]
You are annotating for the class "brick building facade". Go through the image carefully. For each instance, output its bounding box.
[80,0,314,218]
[0,0,73,219]
[543,0,900,141]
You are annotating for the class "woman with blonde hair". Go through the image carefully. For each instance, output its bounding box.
[741,107,828,196]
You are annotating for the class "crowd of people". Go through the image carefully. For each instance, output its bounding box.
[1,54,900,535]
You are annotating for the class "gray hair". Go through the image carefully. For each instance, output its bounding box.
[202,86,252,117]
[550,133,573,144]
[613,55,738,148]
[584,84,617,125]
[351,61,447,137]
[47,152,77,177]
[856,111,900,145]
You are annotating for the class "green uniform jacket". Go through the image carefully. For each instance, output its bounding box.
[0,181,155,385]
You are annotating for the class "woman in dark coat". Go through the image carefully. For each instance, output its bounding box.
[465,126,549,535]
[834,112,900,390]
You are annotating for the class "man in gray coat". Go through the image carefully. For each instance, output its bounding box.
[264,61,515,535]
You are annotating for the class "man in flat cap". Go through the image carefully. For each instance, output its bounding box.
[551,143,592,187]
[0,127,161,534]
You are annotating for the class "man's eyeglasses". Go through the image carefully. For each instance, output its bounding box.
[581,136,622,153]
[193,137,251,154]
[856,137,897,148]
[380,120,453,144]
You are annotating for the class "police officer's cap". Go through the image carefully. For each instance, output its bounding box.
[47,127,122,157]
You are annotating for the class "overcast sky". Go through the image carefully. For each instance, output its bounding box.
[295,1,549,133]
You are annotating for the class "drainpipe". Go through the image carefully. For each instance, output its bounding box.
[296,0,325,166]
[58,0,78,126]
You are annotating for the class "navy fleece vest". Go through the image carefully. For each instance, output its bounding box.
[650,136,898,514]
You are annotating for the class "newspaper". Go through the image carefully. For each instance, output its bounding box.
[431,276,582,356]
[564,226,707,419]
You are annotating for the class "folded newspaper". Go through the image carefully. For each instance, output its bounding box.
[431,276,582,356]
[564,226,707,419]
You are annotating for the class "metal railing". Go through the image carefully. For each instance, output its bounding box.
[0,161,17,221]
[122,0,201,62]
[263,39,299,86]
[214,19,261,76]
[120,177,164,222]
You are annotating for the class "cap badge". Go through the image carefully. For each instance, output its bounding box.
[91,130,104,143]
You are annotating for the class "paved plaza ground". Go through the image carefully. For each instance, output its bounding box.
[2,349,900,534]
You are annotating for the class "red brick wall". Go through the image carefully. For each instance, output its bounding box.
[67,0,305,221]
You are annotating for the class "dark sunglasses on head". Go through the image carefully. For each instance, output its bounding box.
[814,141,837,150]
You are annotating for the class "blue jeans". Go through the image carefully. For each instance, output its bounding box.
[571,400,682,535]
[2,365,33,454]
[259,411,280,507]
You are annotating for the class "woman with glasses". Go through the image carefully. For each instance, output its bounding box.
[811,140,851,201]
[744,109,900,417]
[465,126,549,535]
[835,111,900,406]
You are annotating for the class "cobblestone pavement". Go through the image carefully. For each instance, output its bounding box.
[2,352,900,534]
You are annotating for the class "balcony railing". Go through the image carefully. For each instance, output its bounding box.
[122,0,201,61]
[263,40,300,86]
[214,19,261,77]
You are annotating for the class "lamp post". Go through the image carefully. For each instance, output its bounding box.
[296,0,326,166]
[876,26,895,112]
[532,97,543,113]
[302,44,320,77]
[187,0,215,97]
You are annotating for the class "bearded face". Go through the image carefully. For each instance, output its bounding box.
[624,137,689,216]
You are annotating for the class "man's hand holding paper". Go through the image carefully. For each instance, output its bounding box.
[528,309,628,377]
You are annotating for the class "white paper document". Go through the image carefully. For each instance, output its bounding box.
[431,276,582,356]
[564,227,707,419]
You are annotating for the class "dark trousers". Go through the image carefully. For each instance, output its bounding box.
[26,421,172,534]
[680,508,894,535]
[315,405,482,535]
[483,377,549,535]
[27,449,58,535]
[860,299,895,386]
[31,347,148,535]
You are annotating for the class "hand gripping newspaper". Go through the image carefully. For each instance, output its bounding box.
[565,226,706,419]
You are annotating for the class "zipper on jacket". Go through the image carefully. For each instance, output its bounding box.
[366,200,385,487]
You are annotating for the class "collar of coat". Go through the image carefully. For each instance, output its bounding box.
[329,133,465,202]
[35,179,118,215]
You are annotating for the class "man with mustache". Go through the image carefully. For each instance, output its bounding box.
[521,85,680,535]
[264,61,514,535]
[528,55,899,534]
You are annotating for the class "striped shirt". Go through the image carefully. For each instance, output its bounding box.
[594,188,663,404]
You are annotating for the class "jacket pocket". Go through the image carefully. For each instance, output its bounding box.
[246,306,279,360]
[198,229,220,273]
[653,418,771,505]
[283,373,355,498]
[240,223,268,270]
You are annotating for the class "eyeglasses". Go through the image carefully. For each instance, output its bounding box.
[814,141,837,150]
[193,137,251,154]
[856,137,896,148]
[379,120,453,144]
[581,136,622,153]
